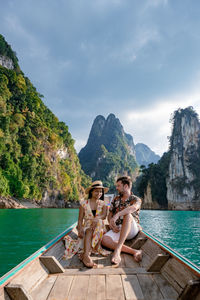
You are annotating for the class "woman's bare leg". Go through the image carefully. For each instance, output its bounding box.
[82,228,96,267]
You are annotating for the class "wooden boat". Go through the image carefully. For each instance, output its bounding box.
[0,222,200,300]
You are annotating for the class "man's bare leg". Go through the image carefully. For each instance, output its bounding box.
[102,214,142,263]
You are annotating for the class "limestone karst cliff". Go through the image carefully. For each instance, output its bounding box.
[167,107,200,210]
[79,114,139,192]
[0,55,14,70]
[138,107,200,210]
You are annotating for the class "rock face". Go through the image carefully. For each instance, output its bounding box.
[0,55,14,69]
[142,182,160,209]
[135,143,160,167]
[166,107,200,210]
[0,196,25,208]
[79,114,138,191]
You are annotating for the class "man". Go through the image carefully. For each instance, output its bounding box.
[102,176,142,265]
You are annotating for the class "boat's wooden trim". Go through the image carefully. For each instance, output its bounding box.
[5,284,32,300]
[131,236,147,249]
[146,254,170,272]
[0,222,77,288]
[177,279,200,300]
[143,230,200,277]
[39,256,65,274]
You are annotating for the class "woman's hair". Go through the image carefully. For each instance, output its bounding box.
[88,188,104,200]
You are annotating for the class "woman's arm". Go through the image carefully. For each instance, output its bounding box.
[77,204,85,238]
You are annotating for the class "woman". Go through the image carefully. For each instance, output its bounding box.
[64,180,110,268]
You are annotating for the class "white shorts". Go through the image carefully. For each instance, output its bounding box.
[104,216,139,243]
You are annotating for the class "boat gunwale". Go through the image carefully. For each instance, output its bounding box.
[143,230,200,277]
[0,222,77,288]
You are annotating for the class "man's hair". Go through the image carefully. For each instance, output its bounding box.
[117,176,132,188]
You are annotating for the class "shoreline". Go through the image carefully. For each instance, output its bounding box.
[0,196,199,211]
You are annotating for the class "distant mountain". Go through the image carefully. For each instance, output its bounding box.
[78,114,138,192]
[0,34,90,207]
[135,143,160,167]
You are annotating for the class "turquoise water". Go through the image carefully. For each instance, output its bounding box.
[0,209,79,277]
[140,210,200,267]
[0,209,199,277]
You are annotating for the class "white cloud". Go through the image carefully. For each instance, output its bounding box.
[74,139,87,153]
[5,14,49,60]
[109,26,160,64]
[145,0,168,9]
[121,88,200,156]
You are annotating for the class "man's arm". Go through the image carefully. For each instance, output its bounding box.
[108,210,120,232]
[112,197,142,222]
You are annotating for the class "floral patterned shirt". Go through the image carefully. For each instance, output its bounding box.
[109,194,142,226]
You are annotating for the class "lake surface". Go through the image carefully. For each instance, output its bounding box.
[0,209,199,277]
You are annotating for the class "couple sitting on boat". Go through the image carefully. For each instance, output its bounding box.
[64,176,142,268]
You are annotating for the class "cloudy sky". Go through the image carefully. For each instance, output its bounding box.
[1,0,200,156]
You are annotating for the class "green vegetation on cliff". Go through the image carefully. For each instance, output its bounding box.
[0,34,90,203]
[137,152,169,207]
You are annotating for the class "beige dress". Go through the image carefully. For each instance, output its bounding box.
[63,199,109,259]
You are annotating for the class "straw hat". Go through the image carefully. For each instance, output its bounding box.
[85,180,109,194]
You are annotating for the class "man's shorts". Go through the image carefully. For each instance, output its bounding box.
[104,216,139,243]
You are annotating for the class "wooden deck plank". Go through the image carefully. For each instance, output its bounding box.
[96,275,106,300]
[161,269,182,294]
[31,275,57,300]
[106,275,125,300]
[69,253,84,269]
[161,258,198,291]
[118,254,126,268]
[67,275,90,300]
[152,274,179,300]
[137,274,164,300]
[121,274,144,300]
[97,254,112,268]
[59,256,72,268]
[47,275,74,300]
[139,251,151,268]
[124,254,139,268]
[62,267,150,275]
[87,275,97,300]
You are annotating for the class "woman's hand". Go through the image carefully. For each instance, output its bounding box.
[91,218,99,230]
